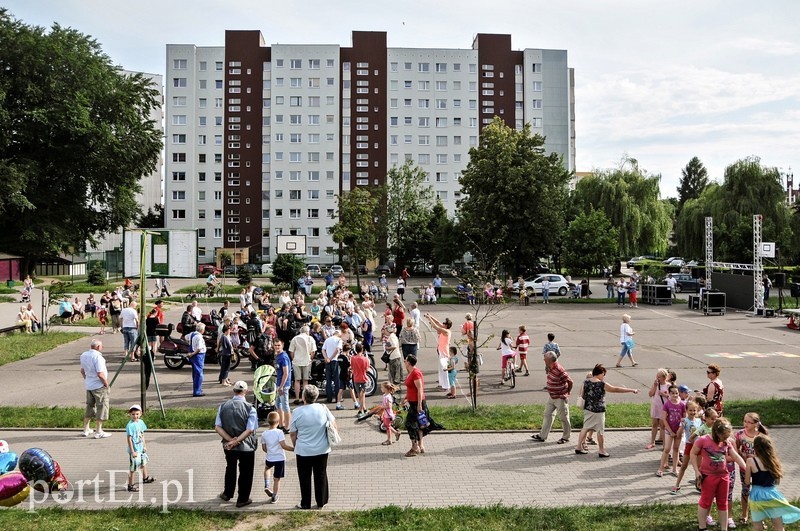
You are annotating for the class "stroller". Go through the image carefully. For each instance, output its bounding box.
[20,287,31,304]
[570,284,581,299]
[253,364,277,421]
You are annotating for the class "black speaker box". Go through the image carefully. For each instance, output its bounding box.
[773,273,785,288]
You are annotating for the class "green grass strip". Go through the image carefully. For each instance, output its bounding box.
[5,502,800,530]
[0,331,86,367]
[1,398,797,431]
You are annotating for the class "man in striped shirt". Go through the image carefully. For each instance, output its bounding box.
[531,351,573,443]
[514,325,530,376]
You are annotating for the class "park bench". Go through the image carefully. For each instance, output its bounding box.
[0,323,26,335]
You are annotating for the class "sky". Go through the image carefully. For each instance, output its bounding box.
[5,0,799,198]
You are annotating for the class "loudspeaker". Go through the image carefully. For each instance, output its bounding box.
[773,273,786,288]
[791,283,800,298]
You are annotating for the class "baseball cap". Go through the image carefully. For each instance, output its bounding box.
[678,384,691,393]
[233,380,248,391]
[128,404,142,412]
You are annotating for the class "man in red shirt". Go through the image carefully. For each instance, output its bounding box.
[350,342,370,417]
[531,351,573,443]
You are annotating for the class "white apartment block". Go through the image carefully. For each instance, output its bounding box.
[165,31,574,266]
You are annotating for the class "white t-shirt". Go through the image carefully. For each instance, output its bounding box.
[500,337,514,356]
[260,428,286,462]
[666,277,677,290]
[119,307,138,328]
[80,349,108,391]
[322,335,342,361]
[410,308,421,329]
[289,333,314,366]
[190,331,207,353]
[620,323,633,343]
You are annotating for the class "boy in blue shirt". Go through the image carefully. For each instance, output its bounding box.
[126,404,155,492]
[274,339,292,432]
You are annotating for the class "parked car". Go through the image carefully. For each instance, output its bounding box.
[438,264,454,276]
[222,265,237,275]
[198,264,220,276]
[627,255,656,268]
[663,273,702,293]
[306,264,322,277]
[411,262,433,275]
[665,258,686,267]
[662,256,683,265]
[329,264,344,276]
[261,263,273,275]
[353,264,368,275]
[512,274,575,296]
[374,264,392,276]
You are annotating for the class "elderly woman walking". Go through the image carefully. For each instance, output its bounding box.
[615,314,637,367]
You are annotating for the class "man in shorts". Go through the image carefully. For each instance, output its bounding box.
[80,339,111,439]
[288,325,315,405]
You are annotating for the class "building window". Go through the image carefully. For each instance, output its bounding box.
[171,209,186,219]
[532,99,542,109]
[307,209,319,218]
[171,171,185,181]
[308,59,320,69]
[290,59,302,69]
[531,117,543,127]
[289,190,301,200]
[172,153,186,163]
[418,62,430,73]
[172,115,187,125]
[290,209,301,219]
[532,81,542,91]
[171,190,186,200]
[308,190,319,200]
[172,134,186,144]
[172,78,187,88]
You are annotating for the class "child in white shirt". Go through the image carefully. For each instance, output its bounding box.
[260,411,294,503]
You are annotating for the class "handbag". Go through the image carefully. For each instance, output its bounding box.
[624,338,635,350]
[438,356,449,371]
[417,409,430,429]
[381,351,390,364]
[326,420,341,445]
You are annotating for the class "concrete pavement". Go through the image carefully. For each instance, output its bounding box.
[2,279,800,511]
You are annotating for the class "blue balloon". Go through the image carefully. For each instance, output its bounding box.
[0,453,17,474]
[18,448,55,484]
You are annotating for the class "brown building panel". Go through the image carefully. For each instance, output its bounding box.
[224,30,270,260]
[474,34,521,132]
[341,31,387,193]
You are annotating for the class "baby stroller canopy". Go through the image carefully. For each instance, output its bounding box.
[253,364,277,407]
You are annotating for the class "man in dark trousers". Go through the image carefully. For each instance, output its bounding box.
[215,380,258,508]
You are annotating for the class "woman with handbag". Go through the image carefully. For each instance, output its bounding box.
[425,314,453,392]
[289,385,336,509]
[402,355,442,457]
[615,314,638,367]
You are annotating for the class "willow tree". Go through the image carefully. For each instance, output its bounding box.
[572,157,672,257]
[675,157,792,263]
[457,117,571,274]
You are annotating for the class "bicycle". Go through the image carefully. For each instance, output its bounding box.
[502,354,517,389]
[206,283,224,298]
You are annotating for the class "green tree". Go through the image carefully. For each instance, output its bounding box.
[675,157,791,262]
[572,157,672,257]
[137,204,164,228]
[427,201,462,270]
[677,156,709,213]
[331,187,379,287]
[457,117,571,274]
[381,160,435,268]
[563,209,619,282]
[0,10,163,272]
[272,254,306,286]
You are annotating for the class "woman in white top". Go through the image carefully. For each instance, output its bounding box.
[497,329,515,385]
[616,314,637,367]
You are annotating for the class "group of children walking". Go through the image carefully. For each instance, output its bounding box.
[644,374,800,531]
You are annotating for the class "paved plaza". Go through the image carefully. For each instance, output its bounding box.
[1,278,799,511]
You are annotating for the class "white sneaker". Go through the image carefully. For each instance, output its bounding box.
[706,515,717,526]
[94,431,111,439]
[727,518,737,529]
[354,401,360,410]
[83,429,95,437]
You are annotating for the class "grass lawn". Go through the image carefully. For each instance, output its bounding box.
[0,331,86,367]
[5,502,800,530]
[1,398,797,430]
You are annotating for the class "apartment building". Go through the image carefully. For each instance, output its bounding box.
[165,31,574,266]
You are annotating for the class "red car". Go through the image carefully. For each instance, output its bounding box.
[198,264,221,276]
